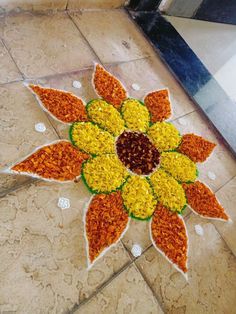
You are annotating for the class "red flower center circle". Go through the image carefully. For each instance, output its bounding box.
[116,131,160,175]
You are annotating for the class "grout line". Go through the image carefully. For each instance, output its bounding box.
[214,174,236,194]
[66,11,104,66]
[1,39,25,80]
[0,177,37,198]
[70,260,133,313]
[71,244,154,313]
[134,256,166,313]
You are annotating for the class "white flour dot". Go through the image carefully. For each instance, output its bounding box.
[195,224,204,236]
[58,197,70,210]
[72,80,82,89]
[35,122,46,133]
[208,171,216,180]
[131,83,140,91]
[178,117,187,126]
[131,244,142,257]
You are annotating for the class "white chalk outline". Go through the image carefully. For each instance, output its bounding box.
[1,139,81,183]
[24,82,86,125]
[149,213,189,280]
[83,194,131,270]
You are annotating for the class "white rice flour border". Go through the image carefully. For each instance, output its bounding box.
[83,195,131,270]
[23,82,87,126]
[1,139,81,183]
[149,213,189,280]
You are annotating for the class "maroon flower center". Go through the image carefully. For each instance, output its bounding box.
[116,131,160,175]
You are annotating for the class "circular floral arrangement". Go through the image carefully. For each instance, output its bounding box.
[8,64,229,276]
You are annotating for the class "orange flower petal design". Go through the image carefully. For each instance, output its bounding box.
[178,134,216,162]
[144,89,171,122]
[85,191,129,266]
[11,141,89,181]
[183,181,229,220]
[29,85,88,123]
[151,203,188,273]
[93,64,127,109]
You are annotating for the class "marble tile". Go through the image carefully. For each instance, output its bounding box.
[136,214,236,313]
[0,82,57,195]
[173,110,236,192]
[70,10,154,63]
[0,0,67,13]
[68,0,125,10]
[0,40,22,84]
[75,264,163,314]
[214,176,236,256]
[0,12,97,78]
[0,180,131,313]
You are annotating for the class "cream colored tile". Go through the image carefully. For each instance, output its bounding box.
[75,264,163,314]
[0,180,131,313]
[173,111,236,192]
[214,176,236,256]
[0,0,67,13]
[68,0,125,10]
[70,10,154,63]
[136,214,236,313]
[0,82,57,195]
[0,12,97,78]
[0,40,22,84]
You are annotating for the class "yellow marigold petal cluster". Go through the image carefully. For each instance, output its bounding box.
[82,154,129,193]
[150,169,186,212]
[147,122,181,152]
[121,99,150,132]
[161,152,197,182]
[122,176,157,220]
[87,99,125,136]
[70,122,115,155]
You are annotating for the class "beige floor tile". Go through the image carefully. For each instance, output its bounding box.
[0,180,131,313]
[0,0,67,13]
[0,40,22,84]
[173,111,236,192]
[136,214,236,313]
[0,82,58,195]
[214,176,236,256]
[68,0,125,10]
[75,264,163,314]
[0,12,97,78]
[70,10,154,63]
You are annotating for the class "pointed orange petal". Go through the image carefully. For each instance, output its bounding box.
[178,134,216,162]
[151,203,188,273]
[11,141,89,181]
[85,191,129,265]
[93,64,127,109]
[183,181,229,220]
[144,89,171,122]
[29,85,88,123]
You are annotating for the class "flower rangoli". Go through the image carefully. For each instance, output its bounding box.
[8,64,229,275]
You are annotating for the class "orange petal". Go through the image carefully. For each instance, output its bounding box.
[11,141,89,181]
[144,89,171,122]
[151,203,188,273]
[183,181,229,220]
[29,85,88,123]
[85,191,129,265]
[178,134,216,162]
[93,64,127,109]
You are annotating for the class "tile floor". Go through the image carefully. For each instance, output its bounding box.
[0,7,236,314]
